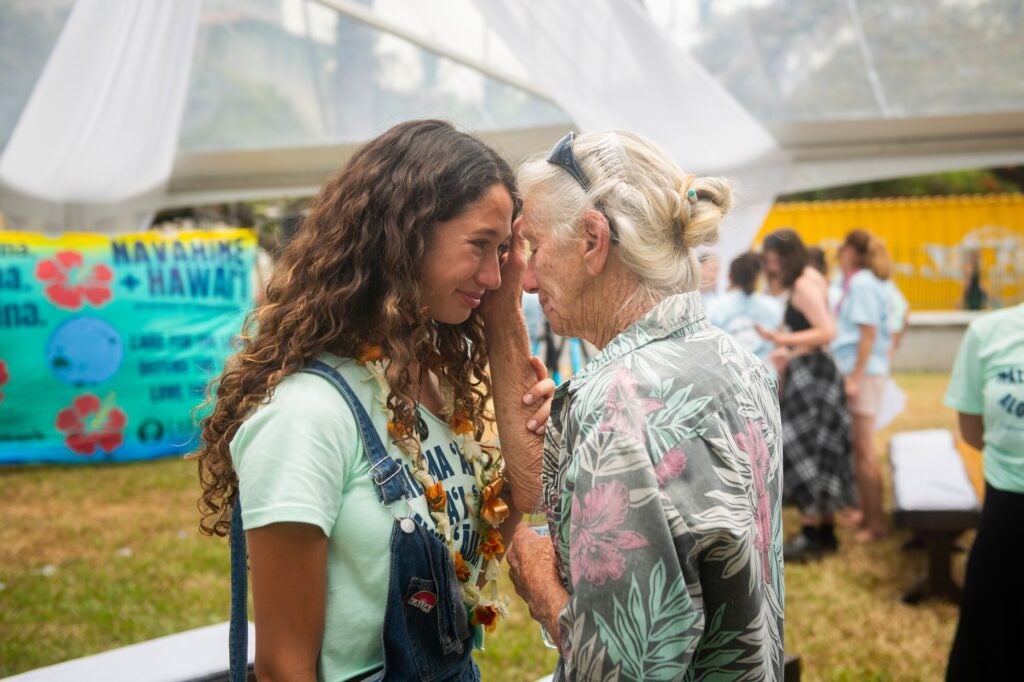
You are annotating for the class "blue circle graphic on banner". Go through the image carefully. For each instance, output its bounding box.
[47,316,124,386]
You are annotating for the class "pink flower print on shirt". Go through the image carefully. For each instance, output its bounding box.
[570,480,649,586]
[35,251,114,310]
[599,366,664,444]
[735,420,772,583]
[653,445,687,487]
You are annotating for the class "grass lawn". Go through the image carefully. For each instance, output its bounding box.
[0,372,965,680]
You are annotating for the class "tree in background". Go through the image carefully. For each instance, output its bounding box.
[782,166,1022,201]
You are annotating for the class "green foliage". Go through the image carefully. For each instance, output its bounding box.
[178,61,311,151]
[782,168,1021,201]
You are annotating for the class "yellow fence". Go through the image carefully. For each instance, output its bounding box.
[754,194,1024,310]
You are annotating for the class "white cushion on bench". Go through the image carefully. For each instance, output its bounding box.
[1,621,254,682]
[890,429,978,511]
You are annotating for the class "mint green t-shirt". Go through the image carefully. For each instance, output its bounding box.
[230,353,485,681]
[944,304,1024,494]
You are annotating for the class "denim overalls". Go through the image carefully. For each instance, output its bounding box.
[230,360,480,681]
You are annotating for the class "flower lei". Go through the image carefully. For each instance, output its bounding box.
[357,344,511,633]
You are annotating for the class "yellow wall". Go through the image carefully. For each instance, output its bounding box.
[755,194,1024,310]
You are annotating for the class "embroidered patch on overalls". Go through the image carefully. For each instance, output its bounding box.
[408,590,437,613]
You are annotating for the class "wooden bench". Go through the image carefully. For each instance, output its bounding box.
[0,621,255,682]
[890,429,981,604]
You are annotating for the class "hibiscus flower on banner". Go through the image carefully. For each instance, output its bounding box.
[55,393,128,456]
[0,229,255,464]
[35,251,114,311]
[0,359,9,404]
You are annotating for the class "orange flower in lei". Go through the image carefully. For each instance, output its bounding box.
[386,420,410,440]
[453,551,472,582]
[449,410,475,435]
[480,477,510,527]
[480,527,505,560]
[357,343,384,365]
[471,604,500,633]
[425,481,447,512]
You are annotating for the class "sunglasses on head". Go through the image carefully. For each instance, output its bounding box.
[546,132,620,244]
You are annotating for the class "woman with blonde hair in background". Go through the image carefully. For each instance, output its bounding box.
[832,228,893,542]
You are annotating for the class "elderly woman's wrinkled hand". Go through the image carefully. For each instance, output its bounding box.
[523,357,556,435]
[507,522,569,649]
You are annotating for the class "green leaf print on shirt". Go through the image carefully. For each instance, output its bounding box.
[692,603,744,681]
[592,560,700,681]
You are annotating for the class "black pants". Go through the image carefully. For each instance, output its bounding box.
[946,484,1024,681]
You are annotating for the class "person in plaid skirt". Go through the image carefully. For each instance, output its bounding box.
[757,228,856,560]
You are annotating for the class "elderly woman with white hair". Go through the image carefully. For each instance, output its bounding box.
[483,130,785,681]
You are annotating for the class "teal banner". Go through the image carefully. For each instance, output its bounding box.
[0,229,254,464]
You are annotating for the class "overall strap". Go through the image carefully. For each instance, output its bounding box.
[302,359,415,505]
[228,497,249,682]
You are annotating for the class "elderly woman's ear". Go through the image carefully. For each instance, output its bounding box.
[580,209,613,276]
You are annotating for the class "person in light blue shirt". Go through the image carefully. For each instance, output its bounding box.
[839,239,910,355]
[707,251,783,372]
[832,270,891,378]
[944,303,1024,680]
[831,229,892,542]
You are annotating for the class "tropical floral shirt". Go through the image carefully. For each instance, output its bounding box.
[542,291,785,681]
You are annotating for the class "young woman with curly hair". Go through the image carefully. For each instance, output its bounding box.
[191,120,552,681]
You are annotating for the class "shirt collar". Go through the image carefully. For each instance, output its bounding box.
[565,290,708,394]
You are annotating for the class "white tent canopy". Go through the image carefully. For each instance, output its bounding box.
[2,0,1023,261]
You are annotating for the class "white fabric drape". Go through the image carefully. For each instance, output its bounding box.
[0,0,200,232]
[472,0,791,287]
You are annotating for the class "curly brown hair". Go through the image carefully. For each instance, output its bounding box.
[191,120,516,536]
